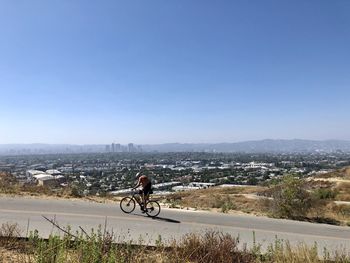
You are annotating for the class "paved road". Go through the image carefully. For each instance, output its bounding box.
[0,196,349,254]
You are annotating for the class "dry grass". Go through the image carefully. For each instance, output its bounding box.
[0,223,255,263]
[164,184,350,224]
[0,247,28,263]
[305,180,337,190]
[316,167,350,179]
[0,223,22,249]
[0,225,349,263]
[259,240,350,263]
[169,231,255,263]
[260,172,350,225]
[164,186,268,215]
[334,182,350,201]
[0,222,28,263]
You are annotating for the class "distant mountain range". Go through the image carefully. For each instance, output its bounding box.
[142,139,350,153]
[0,139,350,155]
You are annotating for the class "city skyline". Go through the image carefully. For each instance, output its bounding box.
[1,1,350,144]
[1,139,350,155]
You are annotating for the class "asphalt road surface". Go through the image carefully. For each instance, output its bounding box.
[0,196,349,255]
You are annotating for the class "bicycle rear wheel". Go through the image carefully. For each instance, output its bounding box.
[145,200,161,217]
[120,197,136,213]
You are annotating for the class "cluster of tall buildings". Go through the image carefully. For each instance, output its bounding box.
[105,143,142,153]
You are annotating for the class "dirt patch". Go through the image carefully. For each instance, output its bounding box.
[163,186,268,215]
[315,167,350,179]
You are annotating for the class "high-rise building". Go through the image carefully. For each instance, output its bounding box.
[128,143,134,152]
[115,143,121,152]
[105,145,110,152]
[111,143,115,153]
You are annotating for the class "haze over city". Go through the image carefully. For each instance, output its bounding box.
[1,1,349,144]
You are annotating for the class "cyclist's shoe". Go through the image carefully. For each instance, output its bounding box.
[141,209,148,214]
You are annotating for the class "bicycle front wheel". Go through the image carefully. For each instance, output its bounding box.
[120,197,136,213]
[145,200,161,217]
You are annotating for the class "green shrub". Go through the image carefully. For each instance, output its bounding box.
[70,185,84,198]
[270,175,312,219]
[221,200,236,213]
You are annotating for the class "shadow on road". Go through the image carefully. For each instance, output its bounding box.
[151,216,181,224]
[134,214,181,224]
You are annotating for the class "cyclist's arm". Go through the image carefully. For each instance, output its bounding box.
[133,178,141,189]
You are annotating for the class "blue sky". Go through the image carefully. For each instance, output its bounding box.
[0,0,349,144]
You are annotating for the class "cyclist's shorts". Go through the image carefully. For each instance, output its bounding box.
[140,182,152,195]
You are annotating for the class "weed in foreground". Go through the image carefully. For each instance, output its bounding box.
[1,224,350,263]
[169,231,255,263]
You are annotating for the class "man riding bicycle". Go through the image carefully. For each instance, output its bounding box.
[133,172,152,212]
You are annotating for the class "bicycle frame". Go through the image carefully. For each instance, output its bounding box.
[130,191,144,207]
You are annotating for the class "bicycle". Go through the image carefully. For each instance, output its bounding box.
[120,190,161,217]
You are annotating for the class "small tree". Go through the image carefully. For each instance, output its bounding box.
[70,184,84,198]
[270,175,312,219]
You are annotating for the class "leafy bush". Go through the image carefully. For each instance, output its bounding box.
[270,175,312,219]
[221,199,236,213]
[70,185,84,198]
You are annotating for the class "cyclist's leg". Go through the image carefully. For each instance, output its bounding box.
[144,183,151,197]
[137,190,142,205]
[143,184,151,210]
[142,192,146,208]
[145,193,150,204]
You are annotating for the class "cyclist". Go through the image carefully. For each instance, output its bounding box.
[133,172,152,212]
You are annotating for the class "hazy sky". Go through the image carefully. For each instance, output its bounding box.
[0,1,349,144]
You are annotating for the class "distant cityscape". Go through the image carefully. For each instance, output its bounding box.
[1,139,350,155]
[1,139,349,197]
[0,150,349,196]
